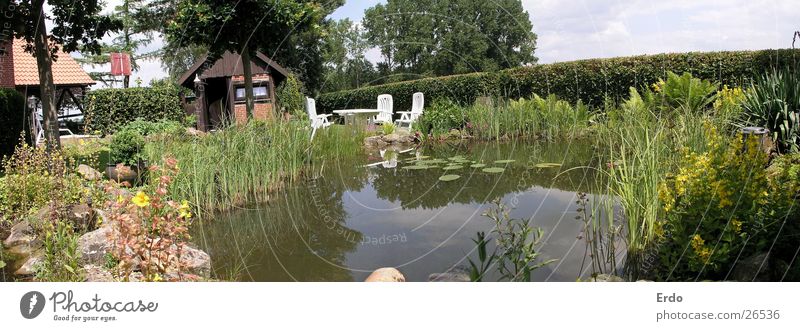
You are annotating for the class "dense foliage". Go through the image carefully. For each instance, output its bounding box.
[317,49,800,114]
[363,0,536,78]
[276,75,308,120]
[0,88,27,160]
[84,87,185,134]
[742,67,800,153]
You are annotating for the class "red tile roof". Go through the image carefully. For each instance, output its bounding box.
[1,38,95,87]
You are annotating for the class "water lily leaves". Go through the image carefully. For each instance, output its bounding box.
[442,165,463,170]
[534,163,562,168]
[494,159,515,164]
[482,167,505,173]
[404,165,431,170]
[470,163,486,168]
[438,174,461,182]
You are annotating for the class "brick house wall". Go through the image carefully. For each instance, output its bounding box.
[231,73,276,124]
[0,40,15,88]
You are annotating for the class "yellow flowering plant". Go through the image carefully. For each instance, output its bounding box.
[106,156,196,281]
[656,125,770,279]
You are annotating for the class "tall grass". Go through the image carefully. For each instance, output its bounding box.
[144,121,365,215]
[465,94,591,140]
[145,121,312,214]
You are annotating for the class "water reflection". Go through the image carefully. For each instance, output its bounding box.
[193,139,612,281]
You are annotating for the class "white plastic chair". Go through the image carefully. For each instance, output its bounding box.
[395,92,424,129]
[374,94,393,124]
[306,97,331,140]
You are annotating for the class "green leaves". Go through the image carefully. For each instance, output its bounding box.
[85,87,185,135]
[743,67,800,153]
[438,174,461,182]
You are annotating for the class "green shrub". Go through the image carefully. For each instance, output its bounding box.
[0,88,27,160]
[417,99,466,135]
[0,144,84,224]
[742,66,800,153]
[657,128,771,280]
[656,72,718,113]
[37,220,83,282]
[317,49,800,114]
[276,75,307,120]
[380,122,396,135]
[110,127,146,166]
[84,87,185,135]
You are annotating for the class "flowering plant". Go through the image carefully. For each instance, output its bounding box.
[656,124,769,279]
[106,157,194,281]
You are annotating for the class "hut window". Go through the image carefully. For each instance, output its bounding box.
[235,85,270,101]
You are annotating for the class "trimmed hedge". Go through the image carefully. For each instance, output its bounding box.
[84,87,185,134]
[317,49,800,113]
[0,88,27,159]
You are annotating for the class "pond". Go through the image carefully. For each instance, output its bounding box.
[192,139,620,281]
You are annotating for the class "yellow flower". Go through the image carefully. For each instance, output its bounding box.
[179,200,192,219]
[132,191,150,208]
[150,273,163,282]
[731,219,743,233]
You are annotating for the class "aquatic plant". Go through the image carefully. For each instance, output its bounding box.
[468,199,556,282]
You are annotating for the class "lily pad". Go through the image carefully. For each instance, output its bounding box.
[494,159,516,164]
[442,165,463,170]
[438,174,461,182]
[482,167,505,173]
[534,162,562,168]
[404,165,432,170]
[470,163,486,168]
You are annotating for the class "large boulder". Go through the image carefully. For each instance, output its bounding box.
[179,245,211,278]
[3,221,38,248]
[14,249,44,276]
[67,204,95,231]
[78,225,116,266]
[365,267,405,282]
[84,265,115,282]
[77,164,103,181]
[429,266,471,282]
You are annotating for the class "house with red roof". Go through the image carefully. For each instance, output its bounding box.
[0,38,96,113]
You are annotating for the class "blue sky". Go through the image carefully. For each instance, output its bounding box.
[89,0,799,85]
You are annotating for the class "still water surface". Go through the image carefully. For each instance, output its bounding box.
[192,140,619,281]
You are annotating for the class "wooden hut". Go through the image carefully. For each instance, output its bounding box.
[178,51,290,131]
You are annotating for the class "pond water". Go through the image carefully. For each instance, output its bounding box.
[192,139,621,281]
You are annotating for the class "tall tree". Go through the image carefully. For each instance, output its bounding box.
[363,0,537,79]
[3,0,119,151]
[321,19,375,92]
[166,0,322,118]
[79,0,156,88]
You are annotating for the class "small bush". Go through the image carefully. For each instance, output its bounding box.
[110,128,146,166]
[276,75,307,120]
[655,72,718,113]
[84,87,185,135]
[417,99,466,135]
[0,88,27,160]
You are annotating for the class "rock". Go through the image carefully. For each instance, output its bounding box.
[383,133,400,143]
[178,245,211,278]
[67,204,95,231]
[78,225,116,266]
[365,267,405,282]
[731,252,770,281]
[186,127,206,137]
[77,164,103,181]
[14,250,44,276]
[3,221,38,248]
[429,266,471,282]
[84,265,115,282]
[588,274,625,282]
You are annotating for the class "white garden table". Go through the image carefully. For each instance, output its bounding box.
[332,109,382,130]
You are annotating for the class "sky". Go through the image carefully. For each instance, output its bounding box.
[83,0,800,86]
